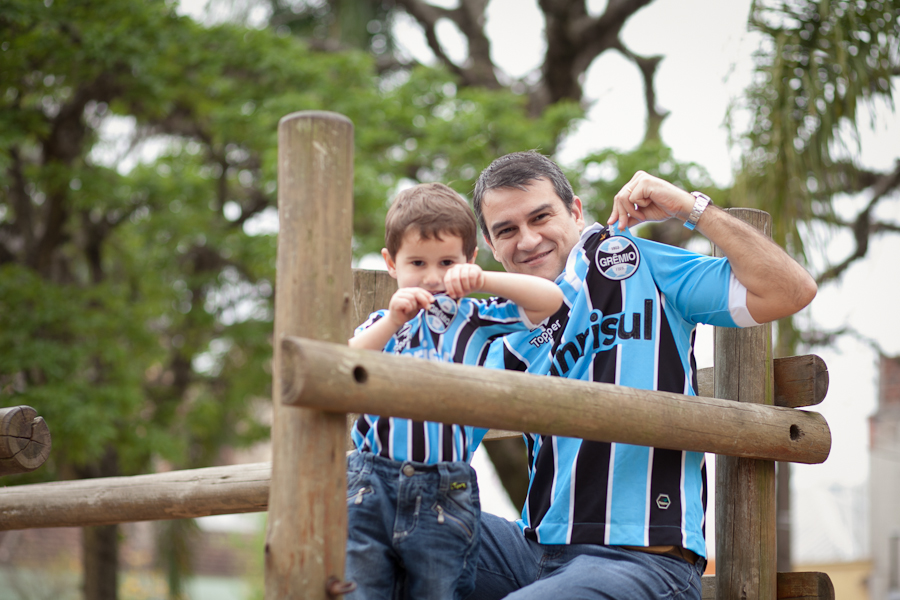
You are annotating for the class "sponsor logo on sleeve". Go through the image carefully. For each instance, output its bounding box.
[595,236,640,280]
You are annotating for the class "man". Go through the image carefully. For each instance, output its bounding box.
[467,151,816,600]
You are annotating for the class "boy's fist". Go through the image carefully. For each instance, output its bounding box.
[444,264,484,299]
[387,287,434,326]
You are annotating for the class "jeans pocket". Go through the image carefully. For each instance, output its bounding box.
[431,496,479,541]
[347,484,373,505]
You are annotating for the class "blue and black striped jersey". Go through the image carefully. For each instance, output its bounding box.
[484,223,757,558]
[352,295,537,465]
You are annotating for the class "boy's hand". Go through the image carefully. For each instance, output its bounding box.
[387,287,434,327]
[444,264,484,299]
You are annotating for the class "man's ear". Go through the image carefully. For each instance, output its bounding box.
[467,248,478,264]
[381,248,398,279]
[483,234,500,262]
[571,196,586,231]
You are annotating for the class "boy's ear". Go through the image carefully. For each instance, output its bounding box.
[467,248,478,264]
[381,248,398,279]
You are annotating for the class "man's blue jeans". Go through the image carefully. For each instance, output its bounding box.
[466,512,705,600]
[345,451,481,600]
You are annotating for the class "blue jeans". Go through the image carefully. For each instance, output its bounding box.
[466,512,705,600]
[345,451,481,600]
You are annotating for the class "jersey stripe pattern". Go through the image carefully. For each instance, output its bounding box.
[352,296,534,465]
[484,223,745,558]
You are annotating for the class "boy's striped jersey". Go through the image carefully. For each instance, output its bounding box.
[484,223,757,558]
[352,295,537,465]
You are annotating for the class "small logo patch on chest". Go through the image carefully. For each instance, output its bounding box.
[425,294,458,333]
[595,236,640,280]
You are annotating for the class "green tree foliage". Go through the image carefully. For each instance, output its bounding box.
[733,0,900,266]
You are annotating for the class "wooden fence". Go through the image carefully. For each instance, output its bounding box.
[0,111,835,600]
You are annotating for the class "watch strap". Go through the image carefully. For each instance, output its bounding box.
[684,192,712,231]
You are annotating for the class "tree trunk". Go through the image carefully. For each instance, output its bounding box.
[482,438,529,513]
[78,446,120,600]
[775,315,798,573]
[83,524,119,600]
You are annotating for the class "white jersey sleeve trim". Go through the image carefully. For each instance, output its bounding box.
[728,274,761,328]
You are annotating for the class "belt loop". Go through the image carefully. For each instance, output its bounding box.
[436,461,450,494]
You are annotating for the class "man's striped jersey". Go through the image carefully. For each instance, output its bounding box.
[352,295,538,465]
[484,223,758,558]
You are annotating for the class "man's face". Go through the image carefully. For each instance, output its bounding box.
[481,178,585,281]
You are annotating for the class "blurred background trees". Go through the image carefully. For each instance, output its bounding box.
[1,0,898,598]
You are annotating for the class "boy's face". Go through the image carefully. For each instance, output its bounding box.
[382,230,475,292]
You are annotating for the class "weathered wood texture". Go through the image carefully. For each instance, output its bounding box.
[697,354,828,408]
[0,406,51,476]
[351,268,397,339]
[281,336,831,464]
[715,209,777,600]
[346,268,399,445]
[266,111,353,600]
[489,355,828,441]
[701,572,835,600]
[0,463,270,530]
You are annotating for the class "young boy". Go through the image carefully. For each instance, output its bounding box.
[345,182,563,600]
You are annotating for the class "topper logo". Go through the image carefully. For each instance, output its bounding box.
[528,319,562,348]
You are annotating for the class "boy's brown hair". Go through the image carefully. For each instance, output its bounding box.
[384,183,477,259]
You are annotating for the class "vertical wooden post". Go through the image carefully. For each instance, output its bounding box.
[714,208,777,600]
[266,111,354,600]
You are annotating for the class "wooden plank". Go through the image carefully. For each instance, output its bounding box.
[701,573,835,599]
[0,406,51,476]
[266,111,353,600]
[351,268,397,340]
[483,429,521,441]
[0,462,270,530]
[773,354,828,408]
[714,208,777,600]
[347,269,398,446]
[281,336,831,464]
[697,355,828,408]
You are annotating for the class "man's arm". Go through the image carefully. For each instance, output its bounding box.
[609,171,817,324]
[444,264,564,325]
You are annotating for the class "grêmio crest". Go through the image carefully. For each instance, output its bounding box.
[595,236,640,280]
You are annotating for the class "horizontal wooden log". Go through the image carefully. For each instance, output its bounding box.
[0,462,270,530]
[696,354,828,408]
[0,406,52,476]
[488,354,829,441]
[701,572,834,599]
[281,337,831,464]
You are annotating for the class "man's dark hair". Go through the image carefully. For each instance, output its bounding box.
[472,151,576,241]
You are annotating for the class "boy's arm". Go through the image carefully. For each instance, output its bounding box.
[444,264,563,325]
[349,287,434,350]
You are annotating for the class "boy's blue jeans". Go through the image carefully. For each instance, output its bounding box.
[345,451,481,600]
[466,512,705,600]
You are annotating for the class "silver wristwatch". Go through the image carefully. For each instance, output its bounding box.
[684,192,712,231]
